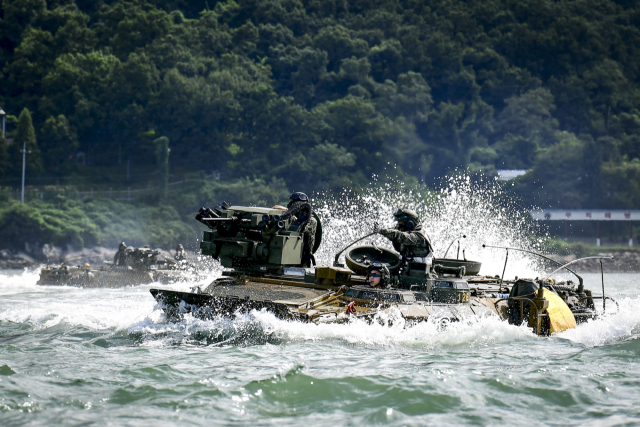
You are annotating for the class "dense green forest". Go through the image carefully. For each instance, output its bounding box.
[1,0,640,250]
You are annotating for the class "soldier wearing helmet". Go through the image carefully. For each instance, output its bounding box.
[175,244,185,261]
[367,262,391,289]
[374,208,433,264]
[113,242,128,266]
[274,192,317,267]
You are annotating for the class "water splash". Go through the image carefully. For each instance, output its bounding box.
[314,174,545,277]
[560,296,640,347]
[0,269,40,296]
[128,305,538,350]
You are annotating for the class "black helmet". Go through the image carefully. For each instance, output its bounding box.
[288,192,308,207]
[119,242,126,250]
[394,208,420,230]
[367,262,390,287]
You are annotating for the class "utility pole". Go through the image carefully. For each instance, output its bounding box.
[20,141,30,204]
[0,108,5,138]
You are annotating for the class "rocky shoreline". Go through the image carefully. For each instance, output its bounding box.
[544,252,640,273]
[0,246,179,270]
[3,245,639,273]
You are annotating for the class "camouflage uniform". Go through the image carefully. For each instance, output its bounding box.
[281,200,316,266]
[280,200,312,230]
[304,215,317,255]
[175,244,186,262]
[379,224,432,260]
[114,243,128,266]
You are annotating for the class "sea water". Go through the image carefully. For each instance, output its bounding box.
[1,271,640,426]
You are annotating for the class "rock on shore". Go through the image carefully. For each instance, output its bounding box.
[0,245,177,270]
[547,252,640,273]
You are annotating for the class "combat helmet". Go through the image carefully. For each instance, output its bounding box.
[393,208,420,230]
[367,262,391,288]
[288,192,309,208]
[119,242,126,250]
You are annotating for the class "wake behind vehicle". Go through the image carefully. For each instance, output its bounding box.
[151,204,613,336]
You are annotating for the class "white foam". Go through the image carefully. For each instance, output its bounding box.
[129,306,536,350]
[0,268,41,295]
[314,175,545,278]
[559,296,640,347]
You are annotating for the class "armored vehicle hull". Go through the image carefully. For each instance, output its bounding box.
[151,267,591,335]
[38,243,200,288]
[38,265,192,288]
[152,275,497,324]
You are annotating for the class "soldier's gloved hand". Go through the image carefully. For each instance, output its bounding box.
[373,222,380,234]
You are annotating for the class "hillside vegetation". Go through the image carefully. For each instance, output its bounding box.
[1,0,640,249]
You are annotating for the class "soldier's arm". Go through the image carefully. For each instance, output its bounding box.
[282,202,311,226]
[379,229,425,246]
[280,202,304,220]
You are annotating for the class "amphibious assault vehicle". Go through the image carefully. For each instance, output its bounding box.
[150,205,614,336]
[38,246,194,287]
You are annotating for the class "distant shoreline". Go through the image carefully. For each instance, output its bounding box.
[3,247,639,273]
[0,246,179,270]
[544,252,640,274]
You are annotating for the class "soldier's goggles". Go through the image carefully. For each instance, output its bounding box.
[394,210,410,221]
[290,193,308,202]
[369,273,381,278]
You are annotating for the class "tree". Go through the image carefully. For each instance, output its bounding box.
[10,108,43,178]
[494,88,558,144]
[40,114,79,172]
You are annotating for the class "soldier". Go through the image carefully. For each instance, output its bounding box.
[274,192,317,267]
[175,244,186,261]
[367,262,391,289]
[374,208,433,265]
[113,242,128,266]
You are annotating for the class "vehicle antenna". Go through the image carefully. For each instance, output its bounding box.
[443,235,466,259]
[482,244,586,288]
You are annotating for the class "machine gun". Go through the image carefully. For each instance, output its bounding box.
[197,204,321,275]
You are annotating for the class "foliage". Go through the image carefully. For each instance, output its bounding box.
[9,108,43,177]
[0,0,640,238]
[0,174,292,250]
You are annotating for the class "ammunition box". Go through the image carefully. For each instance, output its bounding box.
[315,266,352,286]
[269,234,302,265]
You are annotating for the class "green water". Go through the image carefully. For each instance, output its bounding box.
[2,270,640,426]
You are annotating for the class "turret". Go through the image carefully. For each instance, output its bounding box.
[198,205,309,275]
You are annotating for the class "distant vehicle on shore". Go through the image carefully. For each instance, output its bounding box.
[37,244,195,287]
